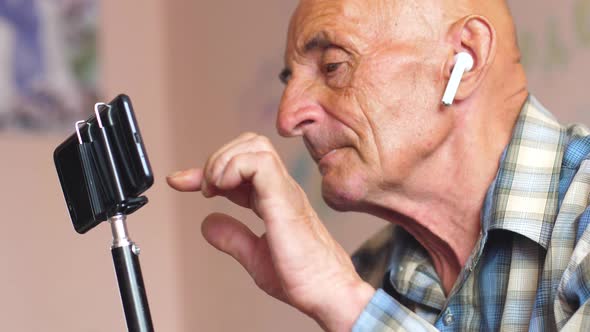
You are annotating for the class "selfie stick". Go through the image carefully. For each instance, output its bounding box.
[109,213,154,332]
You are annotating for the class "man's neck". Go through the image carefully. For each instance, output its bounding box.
[364,90,528,294]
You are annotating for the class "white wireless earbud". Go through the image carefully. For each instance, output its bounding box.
[441,52,474,106]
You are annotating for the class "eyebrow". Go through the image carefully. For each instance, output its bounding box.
[279,33,337,85]
[304,33,333,53]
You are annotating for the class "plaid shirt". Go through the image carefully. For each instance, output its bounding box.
[351,96,590,331]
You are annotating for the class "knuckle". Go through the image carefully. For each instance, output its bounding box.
[240,132,258,140]
[255,151,278,166]
[253,135,273,150]
[226,154,241,169]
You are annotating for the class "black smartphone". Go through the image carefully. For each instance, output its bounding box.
[93,94,153,197]
[54,94,153,233]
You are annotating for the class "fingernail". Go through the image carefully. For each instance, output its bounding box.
[202,179,216,198]
[201,179,209,195]
[167,169,187,179]
[214,175,222,187]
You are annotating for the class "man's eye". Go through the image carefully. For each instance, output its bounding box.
[279,68,292,84]
[324,62,343,74]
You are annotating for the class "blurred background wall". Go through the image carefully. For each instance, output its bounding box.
[0,0,589,331]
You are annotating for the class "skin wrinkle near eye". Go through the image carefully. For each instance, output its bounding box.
[322,52,353,89]
[288,2,365,64]
[283,3,368,78]
[286,29,360,89]
[331,24,389,154]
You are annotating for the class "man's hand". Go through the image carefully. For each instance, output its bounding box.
[167,132,374,331]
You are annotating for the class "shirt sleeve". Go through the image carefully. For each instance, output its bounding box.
[352,289,439,332]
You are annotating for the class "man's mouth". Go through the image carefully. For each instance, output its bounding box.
[303,136,341,162]
[319,149,338,162]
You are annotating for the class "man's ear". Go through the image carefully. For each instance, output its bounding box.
[443,15,496,103]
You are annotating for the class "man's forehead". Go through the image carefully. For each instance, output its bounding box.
[289,0,368,36]
[286,0,383,53]
[294,0,369,17]
[285,0,442,55]
[290,0,442,26]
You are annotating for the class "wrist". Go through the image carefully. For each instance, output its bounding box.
[312,279,375,332]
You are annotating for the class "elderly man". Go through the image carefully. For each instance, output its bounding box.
[167,0,590,330]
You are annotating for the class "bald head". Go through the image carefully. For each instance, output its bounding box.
[288,0,521,65]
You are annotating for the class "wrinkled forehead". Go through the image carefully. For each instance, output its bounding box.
[290,0,369,30]
[287,0,383,50]
[285,0,445,60]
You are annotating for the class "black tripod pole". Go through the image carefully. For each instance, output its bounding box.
[109,214,154,332]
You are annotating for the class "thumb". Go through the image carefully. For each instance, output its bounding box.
[201,212,259,271]
[167,168,204,192]
[202,213,289,303]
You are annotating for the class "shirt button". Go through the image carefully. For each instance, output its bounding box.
[443,311,455,326]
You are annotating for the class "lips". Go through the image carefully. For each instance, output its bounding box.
[303,137,351,165]
[303,137,343,163]
[315,148,341,163]
[320,149,338,160]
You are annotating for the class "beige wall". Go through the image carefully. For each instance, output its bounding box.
[508,0,590,124]
[0,1,184,331]
[1,1,589,331]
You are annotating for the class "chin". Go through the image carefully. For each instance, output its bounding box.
[320,170,368,212]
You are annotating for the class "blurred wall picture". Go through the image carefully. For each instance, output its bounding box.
[0,0,98,131]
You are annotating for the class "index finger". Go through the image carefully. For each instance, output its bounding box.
[167,168,204,192]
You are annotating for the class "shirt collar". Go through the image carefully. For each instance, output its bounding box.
[484,95,567,248]
[387,228,446,310]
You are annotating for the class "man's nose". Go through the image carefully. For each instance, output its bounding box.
[276,81,323,137]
